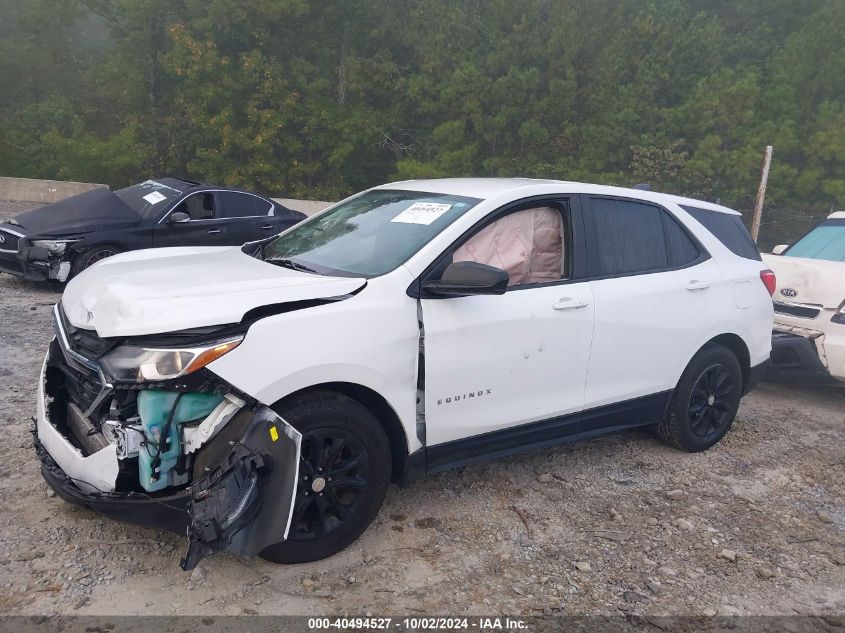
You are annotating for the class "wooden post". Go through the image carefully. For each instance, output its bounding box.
[751,145,773,243]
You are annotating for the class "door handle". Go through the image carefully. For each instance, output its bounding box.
[685,280,710,291]
[207,228,222,235]
[260,224,274,230]
[552,298,589,311]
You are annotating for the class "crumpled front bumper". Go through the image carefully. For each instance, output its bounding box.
[34,429,190,535]
[0,243,70,281]
[35,345,303,569]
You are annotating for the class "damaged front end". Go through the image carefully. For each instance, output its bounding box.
[34,304,301,569]
[0,225,75,282]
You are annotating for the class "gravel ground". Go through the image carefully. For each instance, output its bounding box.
[1,199,844,618]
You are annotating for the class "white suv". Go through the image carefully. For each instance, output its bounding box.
[34,179,774,568]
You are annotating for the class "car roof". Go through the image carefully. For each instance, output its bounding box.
[828,211,845,219]
[154,177,268,198]
[374,178,741,216]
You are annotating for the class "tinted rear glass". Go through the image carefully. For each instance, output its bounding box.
[591,198,668,275]
[662,212,701,267]
[681,205,761,261]
[218,191,269,218]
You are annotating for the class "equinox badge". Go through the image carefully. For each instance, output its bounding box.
[437,389,492,405]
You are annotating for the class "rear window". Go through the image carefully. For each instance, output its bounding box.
[681,205,761,261]
[589,198,701,276]
[591,199,667,275]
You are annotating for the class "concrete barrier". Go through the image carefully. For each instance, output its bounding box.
[0,176,107,204]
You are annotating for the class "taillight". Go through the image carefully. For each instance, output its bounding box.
[760,269,776,296]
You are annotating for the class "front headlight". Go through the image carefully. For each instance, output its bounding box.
[31,239,80,254]
[100,337,243,382]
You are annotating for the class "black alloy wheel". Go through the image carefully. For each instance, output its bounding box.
[656,344,743,452]
[290,428,371,540]
[260,389,391,564]
[687,363,735,440]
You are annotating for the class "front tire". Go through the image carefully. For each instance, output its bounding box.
[260,389,391,564]
[656,344,743,452]
[70,245,122,278]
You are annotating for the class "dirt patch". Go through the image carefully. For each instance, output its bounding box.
[1,199,843,616]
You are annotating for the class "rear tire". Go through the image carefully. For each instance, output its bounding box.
[259,389,391,564]
[656,344,743,452]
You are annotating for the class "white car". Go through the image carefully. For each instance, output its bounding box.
[763,211,845,382]
[34,179,774,568]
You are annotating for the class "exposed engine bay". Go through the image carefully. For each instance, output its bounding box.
[35,305,301,569]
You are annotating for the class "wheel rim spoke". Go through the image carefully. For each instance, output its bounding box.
[306,430,326,469]
[323,437,347,469]
[290,494,312,528]
[328,454,364,478]
[332,474,368,490]
[313,493,329,536]
[326,489,353,520]
[290,427,370,541]
[687,363,735,439]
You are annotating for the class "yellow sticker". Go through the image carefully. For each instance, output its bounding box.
[269,426,279,442]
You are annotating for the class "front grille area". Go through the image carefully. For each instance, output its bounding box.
[62,362,105,414]
[52,305,114,415]
[773,301,821,319]
[57,305,116,360]
[0,228,21,251]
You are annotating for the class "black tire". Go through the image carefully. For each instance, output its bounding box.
[70,245,123,278]
[656,344,743,452]
[260,389,391,564]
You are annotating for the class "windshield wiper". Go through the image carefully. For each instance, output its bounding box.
[266,257,319,274]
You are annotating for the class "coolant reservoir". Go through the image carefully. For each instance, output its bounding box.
[137,390,225,492]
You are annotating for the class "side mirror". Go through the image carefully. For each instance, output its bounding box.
[168,211,190,223]
[771,244,788,255]
[422,261,509,297]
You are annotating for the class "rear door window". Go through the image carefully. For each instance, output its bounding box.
[589,198,668,275]
[587,198,703,276]
[681,205,761,261]
[218,192,267,218]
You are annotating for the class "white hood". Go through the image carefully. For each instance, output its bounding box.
[61,246,366,337]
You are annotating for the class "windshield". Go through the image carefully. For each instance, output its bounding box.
[261,189,481,277]
[114,180,184,218]
[785,219,845,262]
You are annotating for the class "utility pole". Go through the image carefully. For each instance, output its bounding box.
[751,145,773,243]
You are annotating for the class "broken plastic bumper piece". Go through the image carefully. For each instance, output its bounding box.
[181,406,301,570]
[36,390,301,569]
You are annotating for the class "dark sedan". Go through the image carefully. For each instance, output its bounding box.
[0,178,307,282]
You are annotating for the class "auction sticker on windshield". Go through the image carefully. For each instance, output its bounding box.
[391,202,453,225]
[142,191,168,205]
